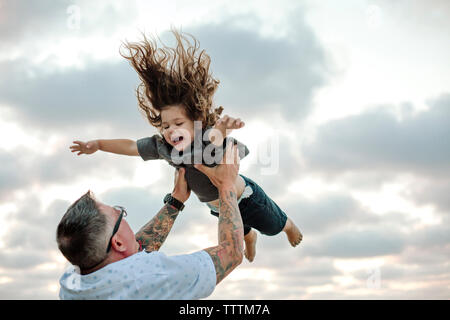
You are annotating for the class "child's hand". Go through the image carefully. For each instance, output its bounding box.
[70,140,100,156]
[210,115,245,145]
[214,115,245,136]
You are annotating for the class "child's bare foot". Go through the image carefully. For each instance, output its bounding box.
[244,229,257,262]
[283,218,302,247]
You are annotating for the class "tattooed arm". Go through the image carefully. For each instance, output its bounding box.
[135,203,180,252]
[135,168,190,252]
[195,144,244,284]
[203,187,244,284]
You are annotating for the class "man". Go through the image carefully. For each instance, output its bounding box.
[57,144,244,299]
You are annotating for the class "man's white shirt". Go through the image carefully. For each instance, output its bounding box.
[59,250,216,300]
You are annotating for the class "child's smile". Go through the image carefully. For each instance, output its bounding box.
[170,134,184,145]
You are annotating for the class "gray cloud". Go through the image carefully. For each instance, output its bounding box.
[283,192,379,235]
[239,136,304,200]
[0,145,138,200]
[211,278,307,300]
[0,0,71,46]
[0,250,49,270]
[302,93,450,217]
[0,0,138,52]
[185,11,328,122]
[406,179,450,213]
[0,59,144,131]
[0,267,62,299]
[2,197,69,253]
[0,151,28,198]
[302,93,450,178]
[353,259,450,283]
[399,244,450,267]
[206,244,316,299]
[408,217,450,249]
[306,227,407,258]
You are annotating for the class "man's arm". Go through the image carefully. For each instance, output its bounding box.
[135,203,180,252]
[135,168,190,252]
[203,186,244,284]
[195,144,244,284]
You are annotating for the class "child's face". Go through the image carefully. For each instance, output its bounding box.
[160,105,196,151]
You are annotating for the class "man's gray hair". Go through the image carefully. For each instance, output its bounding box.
[56,191,110,270]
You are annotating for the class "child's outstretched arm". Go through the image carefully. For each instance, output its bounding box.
[209,115,245,146]
[70,139,139,156]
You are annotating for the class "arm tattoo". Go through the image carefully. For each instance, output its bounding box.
[135,203,179,252]
[205,189,244,284]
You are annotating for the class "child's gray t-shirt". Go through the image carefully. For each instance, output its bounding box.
[136,129,249,202]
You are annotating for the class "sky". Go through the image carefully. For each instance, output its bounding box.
[0,0,449,299]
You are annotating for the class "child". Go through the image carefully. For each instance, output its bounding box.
[70,29,302,262]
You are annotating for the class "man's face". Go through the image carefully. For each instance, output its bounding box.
[96,202,140,256]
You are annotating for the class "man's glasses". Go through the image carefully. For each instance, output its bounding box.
[106,206,127,253]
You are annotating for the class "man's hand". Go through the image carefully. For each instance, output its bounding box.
[194,143,239,193]
[70,140,99,155]
[171,168,190,204]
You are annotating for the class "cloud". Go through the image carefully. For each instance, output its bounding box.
[0,250,49,270]
[379,0,450,31]
[0,267,62,299]
[0,152,28,198]
[185,11,328,122]
[0,145,138,200]
[302,93,450,179]
[240,135,303,199]
[2,197,70,252]
[0,0,71,46]
[406,179,450,213]
[306,227,406,258]
[408,217,450,248]
[272,256,341,288]
[301,93,450,218]
[398,243,450,267]
[282,192,379,234]
[0,197,69,302]
[0,58,144,131]
[0,0,138,55]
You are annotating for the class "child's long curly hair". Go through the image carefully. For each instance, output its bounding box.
[120,28,223,128]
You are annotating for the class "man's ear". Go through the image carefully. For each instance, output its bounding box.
[110,236,127,253]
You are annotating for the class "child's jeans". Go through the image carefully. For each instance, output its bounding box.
[207,175,288,236]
